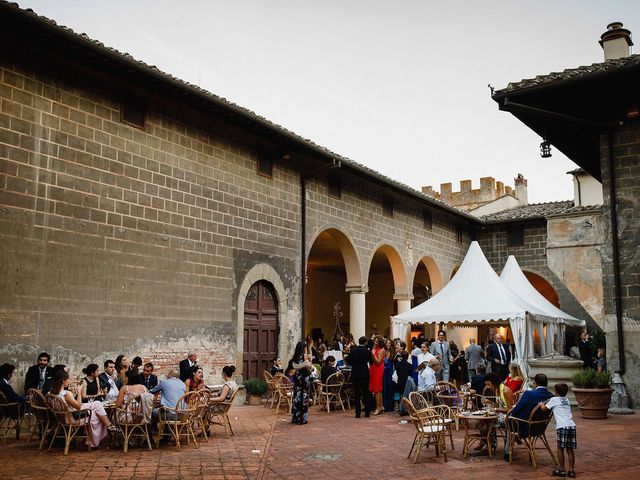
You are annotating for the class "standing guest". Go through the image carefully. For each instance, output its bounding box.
[509,373,553,437]
[79,364,109,401]
[430,330,452,381]
[382,339,395,412]
[50,371,120,447]
[487,333,511,381]
[42,364,68,395]
[450,341,467,388]
[24,352,53,392]
[346,336,374,418]
[394,351,413,398]
[465,338,484,382]
[270,358,283,376]
[140,362,158,390]
[305,335,320,364]
[130,356,143,374]
[539,383,577,478]
[179,352,198,382]
[0,363,28,419]
[578,331,593,369]
[114,355,130,389]
[417,359,440,393]
[320,355,337,384]
[99,359,119,400]
[596,348,607,372]
[209,365,238,403]
[369,337,385,415]
[504,362,525,393]
[150,369,187,427]
[185,366,205,391]
[289,341,313,425]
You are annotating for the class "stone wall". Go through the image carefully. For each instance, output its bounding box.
[599,124,640,405]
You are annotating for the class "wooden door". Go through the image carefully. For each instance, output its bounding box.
[243,281,278,379]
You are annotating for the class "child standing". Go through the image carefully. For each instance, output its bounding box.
[540,383,577,477]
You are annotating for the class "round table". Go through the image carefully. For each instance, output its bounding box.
[456,411,499,459]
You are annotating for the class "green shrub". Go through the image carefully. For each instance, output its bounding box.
[243,378,267,395]
[571,369,612,389]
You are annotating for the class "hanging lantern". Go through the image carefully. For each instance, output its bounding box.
[540,139,552,158]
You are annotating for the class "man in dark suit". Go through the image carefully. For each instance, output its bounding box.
[179,352,198,382]
[140,362,158,390]
[578,331,593,369]
[509,373,553,437]
[99,359,119,399]
[24,352,53,392]
[487,333,511,381]
[346,336,373,418]
[0,363,28,419]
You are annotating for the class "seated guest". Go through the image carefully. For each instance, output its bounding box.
[504,362,525,393]
[285,366,295,384]
[150,368,187,425]
[140,362,158,390]
[270,358,283,376]
[509,373,553,437]
[185,365,205,391]
[42,364,67,395]
[79,363,109,401]
[131,356,143,374]
[477,373,515,454]
[470,363,487,409]
[24,352,53,392]
[179,352,198,382]
[320,356,337,384]
[209,366,238,403]
[417,359,440,392]
[115,372,148,408]
[114,355,130,389]
[50,371,120,447]
[99,359,120,400]
[0,363,28,418]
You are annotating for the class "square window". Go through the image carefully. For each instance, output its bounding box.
[120,98,146,129]
[423,210,433,230]
[382,197,394,217]
[456,226,463,243]
[257,153,273,178]
[506,227,525,246]
[328,174,341,198]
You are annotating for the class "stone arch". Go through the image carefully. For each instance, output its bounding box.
[449,265,461,280]
[235,263,288,378]
[365,242,408,293]
[522,269,560,307]
[412,255,445,295]
[307,225,363,287]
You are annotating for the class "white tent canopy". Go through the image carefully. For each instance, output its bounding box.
[391,241,561,378]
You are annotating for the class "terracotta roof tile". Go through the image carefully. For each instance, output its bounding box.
[481,200,574,223]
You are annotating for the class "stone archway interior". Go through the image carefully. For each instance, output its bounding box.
[523,271,560,307]
[366,249,396,337]
[243,280,278,380]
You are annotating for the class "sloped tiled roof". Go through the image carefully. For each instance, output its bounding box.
[550,204,603,216]
[481,201,574,223]
[496,55,640,94]
[1,1,479,222]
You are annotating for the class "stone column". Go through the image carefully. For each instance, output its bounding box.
[346,285,368,339]
[394,292,413,314]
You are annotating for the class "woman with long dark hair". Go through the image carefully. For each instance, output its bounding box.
[185,365,205,391]
[369,337,385,415]
[114,355,129,389]
[382,338,395,412]
[289,341,312,425]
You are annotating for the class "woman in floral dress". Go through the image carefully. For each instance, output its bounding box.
[289,341,313,425]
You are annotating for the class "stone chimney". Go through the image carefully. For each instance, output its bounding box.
[514,173,528,205]
[599,22,633,60]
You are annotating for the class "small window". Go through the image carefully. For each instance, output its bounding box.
[257,153,273,178]
[121,98,146,129]
[382,197,394,217]
[423,210,433,230]
[506,227,525,246]
[328,174,341,198]
[456,226,463,243]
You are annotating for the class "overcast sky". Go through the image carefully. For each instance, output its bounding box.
[17,1,640,203]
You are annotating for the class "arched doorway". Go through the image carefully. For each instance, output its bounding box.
[411,255,444,340]
[243,280,278,379]
[523,271,560,307]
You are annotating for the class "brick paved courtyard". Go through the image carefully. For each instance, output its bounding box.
[1,404,639,480]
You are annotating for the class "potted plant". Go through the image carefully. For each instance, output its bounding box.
[243,378,267,406]
[570,369,613,419]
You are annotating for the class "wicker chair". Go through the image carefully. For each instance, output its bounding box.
[155,391,199,451]
[274,375,293,415]
[205,385,243,438]
[408,391,431,411]
[189,389,211,441]
[507,404,557,468]
[401,398,448,464]
[263,371,279,408]
[27,389,56,450]
[317,372,345,413]
[45,394,91,456]
[114,394,153,453]
[0,390,28,445]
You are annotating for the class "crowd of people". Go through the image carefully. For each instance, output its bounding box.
[0,351,238,449]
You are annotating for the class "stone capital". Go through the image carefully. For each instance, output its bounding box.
[345,284,368,294]
[393,292,414,301]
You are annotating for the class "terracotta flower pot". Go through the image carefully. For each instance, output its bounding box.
[248,393,263,406]
[572,387,613,419]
